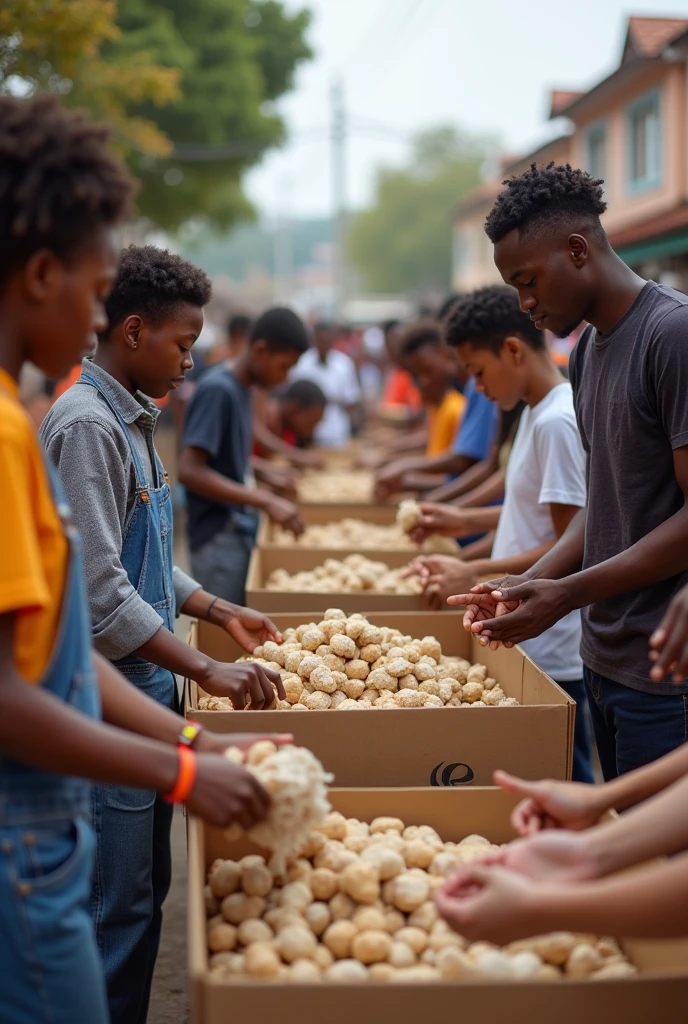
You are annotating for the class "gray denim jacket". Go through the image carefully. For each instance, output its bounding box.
[40,360,201,660]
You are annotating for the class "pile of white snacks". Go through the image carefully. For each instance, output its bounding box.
[265,555,422,595]
[205,810,636,984]
[197,611,519,711]
[222,742,332,876]
[271,518,456,554]
[297,470,374,503]
[396,499,423,533]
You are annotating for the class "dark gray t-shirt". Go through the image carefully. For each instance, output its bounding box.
[569,281,688,695]
[182,364,258,551]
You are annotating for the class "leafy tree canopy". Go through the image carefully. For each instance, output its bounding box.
[347,126,496,296]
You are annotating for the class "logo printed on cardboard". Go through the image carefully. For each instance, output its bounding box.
[430,761,475,787]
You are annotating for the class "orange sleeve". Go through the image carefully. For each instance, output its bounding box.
[53,364,82,400]
[426,391,465,457]
[0,411,50,616]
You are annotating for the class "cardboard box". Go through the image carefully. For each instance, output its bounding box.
[256,504,402,550]
[185,612,575,785]
[246,547,424,614]
[188,787,688,1024]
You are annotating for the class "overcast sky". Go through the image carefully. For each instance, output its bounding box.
[245,0,683,219]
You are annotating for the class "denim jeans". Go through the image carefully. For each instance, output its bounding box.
[191,524,256,605]
[81,368,178,1024]
[0,817,108,1024]
[91,786,173,1024]
[553,678,594,784]
[584,666,688,781]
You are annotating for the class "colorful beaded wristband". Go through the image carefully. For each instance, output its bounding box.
[178,721,204,748]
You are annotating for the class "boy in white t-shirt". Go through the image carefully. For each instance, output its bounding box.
[290,323,362,448]
[405,286,593,782]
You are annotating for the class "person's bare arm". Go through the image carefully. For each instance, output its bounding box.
[459,532,496,561]
[95,651,292,757]
[180,589,281,653]
[454,468,506,509]
[400,471,449,493]
[375,450,477,498]
[0,615,273,828]
[0,614,175,791]
[412,505,579,612]
[495,740,688,839]
[178,445,303,536]
[424,456,500,504]
[410,503,503,542]
[461,447,688,647]
[436,850,688,944]
[134,625,285,710]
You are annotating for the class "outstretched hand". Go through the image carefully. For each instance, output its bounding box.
[435,863,546,945]
[407,503,474,545]
[446,575,525,649]
[447,577,571,649]
[494,769,605,836]
[225,607,282,653]
[402,555,477,610]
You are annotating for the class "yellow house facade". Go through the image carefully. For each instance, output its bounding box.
[453,15,688,292]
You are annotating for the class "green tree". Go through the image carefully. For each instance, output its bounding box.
[109,0,313,231]
[0,1,313,231]
[347,126,495,295]
[0,0,180,156]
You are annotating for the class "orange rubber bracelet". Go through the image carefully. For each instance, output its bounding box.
[164,746,197,805]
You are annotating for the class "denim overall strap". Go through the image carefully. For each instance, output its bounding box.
[0,455,100,826]
[77,369,175,702]
[0,433,109,1023]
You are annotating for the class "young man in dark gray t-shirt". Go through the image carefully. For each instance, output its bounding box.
[449,163,688,781]
[179,307,307,604]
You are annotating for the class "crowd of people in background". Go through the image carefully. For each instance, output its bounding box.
[4,92,688,1024]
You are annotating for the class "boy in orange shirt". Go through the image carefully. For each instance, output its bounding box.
[0,94,287,1024]
[374,321,465,496]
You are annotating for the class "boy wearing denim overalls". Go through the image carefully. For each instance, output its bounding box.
[0,95,283,1024]
[42,244,287,1024]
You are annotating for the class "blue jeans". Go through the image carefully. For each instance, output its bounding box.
[0,817,108,1024]
[191,524,256,605]
[584,666,688,781]
[553,678,594,784]
[91,786,173,1024]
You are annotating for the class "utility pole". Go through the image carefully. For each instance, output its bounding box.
[331,79,347,320]
[273,175,293,303]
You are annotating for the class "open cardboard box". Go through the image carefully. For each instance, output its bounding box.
[246,546,425,613]
[185,612,575,785]
[256,503,407,551]
[189,787,688,1024]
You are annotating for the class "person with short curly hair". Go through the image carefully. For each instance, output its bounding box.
[450,162,688,783]
[178,306,309,604]
[405,286,592,782]
[41,244,287,1024]
[0,94,281,1024]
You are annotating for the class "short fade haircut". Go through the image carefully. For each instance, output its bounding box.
[445,285,545,354]
[228,313,251,337]
[250,306,310,354]
[485,162,607,244]
[0,94,134,287]
[399,319,443,359]
[100,245,211,338]
[281,379,326,408]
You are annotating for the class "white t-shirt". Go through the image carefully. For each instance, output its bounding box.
[491,382,586,681]
[291,348,361,448]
